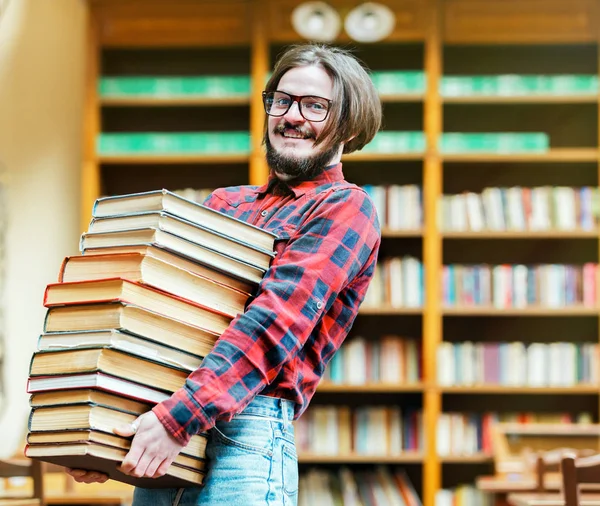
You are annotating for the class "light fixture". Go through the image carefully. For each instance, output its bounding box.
[291,2,342,43]
[344,2,396,43]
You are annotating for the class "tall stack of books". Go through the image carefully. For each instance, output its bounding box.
[24,189,277,488]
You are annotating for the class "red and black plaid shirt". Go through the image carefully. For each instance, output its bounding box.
[153,163,381,444]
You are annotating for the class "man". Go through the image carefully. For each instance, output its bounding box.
[67,43,382,506]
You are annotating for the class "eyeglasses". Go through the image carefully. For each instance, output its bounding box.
[262,90,332,122]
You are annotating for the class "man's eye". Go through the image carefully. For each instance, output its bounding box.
[275,99,291,106]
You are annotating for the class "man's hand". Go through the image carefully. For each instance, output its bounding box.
[116,410,184,478]
[65,468,109,484]
[64,411,184,483]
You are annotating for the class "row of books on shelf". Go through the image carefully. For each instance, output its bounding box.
[322,336,421,385]
[363,258,599,309]
[362,257,423,309]
[436,486,492,506]
[440,186,600,232]
[96,131,551,155]
[172,185,600,235]
[98,72,599,98]
[437,412,593,458]
[362,185,422,231]
[437,341,599,387]
[24,189,279,487]
[294,406,423,456]
[295,406,593,458]
[299,467,422,506]
[442,263,597,309]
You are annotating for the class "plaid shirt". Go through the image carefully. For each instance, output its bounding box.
[153,163,381,445]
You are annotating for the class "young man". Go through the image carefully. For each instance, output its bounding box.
[67,43,382,506]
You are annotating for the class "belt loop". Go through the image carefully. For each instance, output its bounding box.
[280,398,289,431]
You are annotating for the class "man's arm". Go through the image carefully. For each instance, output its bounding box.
[153,186,381,445]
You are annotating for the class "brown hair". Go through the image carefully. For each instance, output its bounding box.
[264,44,382,154]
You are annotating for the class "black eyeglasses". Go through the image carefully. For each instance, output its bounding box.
[262,90,333,122]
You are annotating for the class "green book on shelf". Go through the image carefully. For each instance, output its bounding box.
[371,71,426,95]
[440,132,549,153]
[99,76,251,98]
[441,74,598,97]
[97,132,251,155]
[361,131,426,154]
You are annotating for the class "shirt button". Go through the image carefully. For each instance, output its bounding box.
[260,210,268,217]
[316,301,323,310]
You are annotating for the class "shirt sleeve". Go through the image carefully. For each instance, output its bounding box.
[152,187,381,445]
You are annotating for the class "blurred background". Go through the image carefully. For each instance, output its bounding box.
[2,1,600,505]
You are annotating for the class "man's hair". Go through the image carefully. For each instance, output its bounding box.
[264,44,382,155]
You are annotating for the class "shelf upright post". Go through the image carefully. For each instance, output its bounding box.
[423,0,443,505]
[81,3,102,232]
[249,0,269,186]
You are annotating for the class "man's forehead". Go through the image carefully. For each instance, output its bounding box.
[277,65,333,97]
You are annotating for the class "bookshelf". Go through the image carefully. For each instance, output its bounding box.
[80,1,600,505]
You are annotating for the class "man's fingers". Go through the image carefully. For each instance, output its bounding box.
[144,457,164,478]
[127,451,153,478]
[114,416,142,437]
[120,438,145,474]
[153,459,171,478]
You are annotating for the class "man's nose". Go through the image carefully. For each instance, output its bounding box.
[283,100,304,122]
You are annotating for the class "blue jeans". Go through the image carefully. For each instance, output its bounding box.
[132,395,299,506]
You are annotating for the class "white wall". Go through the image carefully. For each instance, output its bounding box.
[0,0,86,457]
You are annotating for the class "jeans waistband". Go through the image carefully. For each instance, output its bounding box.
[235,394,296,422]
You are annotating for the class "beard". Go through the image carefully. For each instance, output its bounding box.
[265,123,341,183]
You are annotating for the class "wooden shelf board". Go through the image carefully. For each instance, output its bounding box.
[440,454,493,463]
[298,453,424,464]
[443,95,598,104]
[441,148,598,163]
[442,306,599,316]
[442,230,599,239]
[380,93,425,102]
[98,154,250,164]
[318,382,424,393]
[343,152,424,162]
[382,228,424,238]
[440,386,600,394]
[100,96,250,107]
[359,306,423,315]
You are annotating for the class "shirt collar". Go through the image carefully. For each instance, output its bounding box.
[253,163,344,198]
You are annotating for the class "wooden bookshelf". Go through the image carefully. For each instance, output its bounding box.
[298,452,425,464]
[81,1,600,505]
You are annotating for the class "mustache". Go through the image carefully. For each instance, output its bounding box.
[273,122,315,139]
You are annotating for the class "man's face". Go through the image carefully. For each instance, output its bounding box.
[266,65,340,182]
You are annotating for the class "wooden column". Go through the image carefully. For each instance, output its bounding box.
[80,3,101,232]
[249,0,269,186]
[423,0,443,505]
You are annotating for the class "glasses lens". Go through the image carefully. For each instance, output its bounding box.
[264,91,291,116]
[299,96,330,121]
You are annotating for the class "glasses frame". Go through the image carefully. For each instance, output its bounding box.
[262,90,333,123]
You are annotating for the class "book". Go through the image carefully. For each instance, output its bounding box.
[81,230,265,286]
[78,244,256,294]
[26,428,207,460]
[92,189,276,253]
[38,330,204,372]
[30,388,151,413]
[87,212,274,271]
[25,441,205,488]
[43,278,233,335]
[27,372,170,405]
[59,252,249,319]
[29,347,189,394]
[43,302,219,359]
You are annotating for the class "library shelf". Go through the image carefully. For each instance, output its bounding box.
[298,452,425,464]
[98,154,250,165]
[441,230,600,239]
[439,386,600,395]
[317,382,425,393]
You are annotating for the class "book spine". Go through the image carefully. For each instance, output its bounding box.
[57,256,70,283]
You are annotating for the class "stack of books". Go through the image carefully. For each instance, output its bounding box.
[24,189,277,488]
